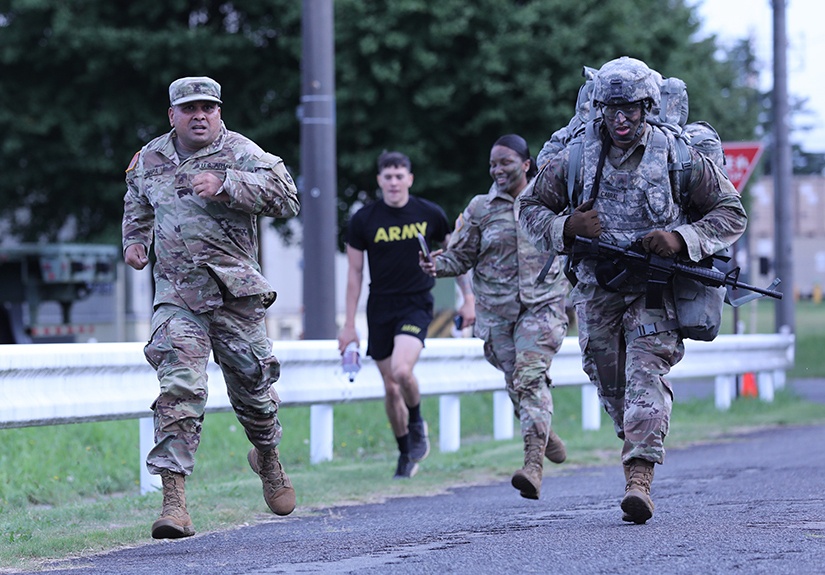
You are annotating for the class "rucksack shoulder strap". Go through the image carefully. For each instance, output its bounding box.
[670,133,693,198]
[649,120,693,210]
[566,120,604,208]
[567,136,583,208]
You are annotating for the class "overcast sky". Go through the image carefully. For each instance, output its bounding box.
[694,0,825,153]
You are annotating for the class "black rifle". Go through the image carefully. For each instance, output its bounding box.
[571,236,783,308]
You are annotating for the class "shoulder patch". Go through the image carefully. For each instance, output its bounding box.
[125,151,140,173]
[454,213,465,232]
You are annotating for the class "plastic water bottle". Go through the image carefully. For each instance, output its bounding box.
[342,342,361,382]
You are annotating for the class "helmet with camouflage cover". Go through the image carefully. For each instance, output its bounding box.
[593,56,660,108]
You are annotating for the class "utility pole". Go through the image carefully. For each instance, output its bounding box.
[300,0,338,339]
[772,0,795,333]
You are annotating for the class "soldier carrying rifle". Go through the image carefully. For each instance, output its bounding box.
[519,57,748,524]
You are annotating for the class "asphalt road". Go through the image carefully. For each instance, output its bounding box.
[16,410,825,575]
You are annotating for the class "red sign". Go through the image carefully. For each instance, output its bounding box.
[721,141,765,192]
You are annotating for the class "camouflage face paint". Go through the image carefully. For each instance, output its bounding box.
[489,145,527,197]
[603,103,645,149]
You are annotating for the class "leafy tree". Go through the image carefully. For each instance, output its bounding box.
[0,0,764,248]
[0,0,301,243]
[792,148,825,175]
[333,0,764,245]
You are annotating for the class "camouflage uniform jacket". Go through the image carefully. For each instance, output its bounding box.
[122,122,300,314]
[519,122,747,288]
[435,184,567,322]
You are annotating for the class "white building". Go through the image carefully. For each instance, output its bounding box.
[747,175,825,298]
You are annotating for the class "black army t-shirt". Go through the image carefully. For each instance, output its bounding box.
[347,196,451,296]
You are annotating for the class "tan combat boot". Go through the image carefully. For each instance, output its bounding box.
[621,458,655,524]
[248,447,296,516]
[151,470,195,539]
[544,429,567,464]
[621,462,633,522]
[511,435,545,500]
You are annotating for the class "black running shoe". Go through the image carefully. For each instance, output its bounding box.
[408,420,430,462]
[393,453,419,479]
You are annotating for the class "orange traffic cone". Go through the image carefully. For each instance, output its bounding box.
[741,372,758,397]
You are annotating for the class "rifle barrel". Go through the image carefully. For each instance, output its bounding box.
[670,261,782,299]
[573,237,783,300]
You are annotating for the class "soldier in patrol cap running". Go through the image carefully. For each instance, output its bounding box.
[123,76,301,539]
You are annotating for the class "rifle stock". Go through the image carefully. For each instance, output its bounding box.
[571,236,783,301]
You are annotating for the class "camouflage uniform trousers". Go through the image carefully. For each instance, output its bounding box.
[143,296,283,476]
[477,300,568,441]
[571,282,685,464]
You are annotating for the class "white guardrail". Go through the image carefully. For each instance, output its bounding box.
[0,334,794,494]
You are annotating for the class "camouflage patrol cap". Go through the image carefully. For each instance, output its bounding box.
[169,76,222,106]
[593,57,660,107]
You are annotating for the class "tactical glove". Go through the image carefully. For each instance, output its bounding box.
[642,230,686,258]
[563,199,602,239]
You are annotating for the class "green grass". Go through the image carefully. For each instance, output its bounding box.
[1,299,824,571]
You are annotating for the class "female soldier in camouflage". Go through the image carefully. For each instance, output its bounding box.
[419,134,570,500]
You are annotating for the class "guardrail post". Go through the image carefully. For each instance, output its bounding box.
[773,368,786,391]
[715,375,735,410]
[310,404,334,463]
[139,417,161,495]
[493,390,514,440]
[439,394,461,452]
[581,385,601,430]
[757,371,775,402]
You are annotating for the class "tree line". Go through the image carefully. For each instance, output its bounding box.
[0,0,766,246]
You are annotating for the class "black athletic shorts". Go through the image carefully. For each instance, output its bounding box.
[366,291,433,361]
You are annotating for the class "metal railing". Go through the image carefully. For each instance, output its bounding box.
[0,333,794,494]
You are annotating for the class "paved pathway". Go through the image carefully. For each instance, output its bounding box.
[17,414,825,575]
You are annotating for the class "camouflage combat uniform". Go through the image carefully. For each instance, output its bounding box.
[519,122,746,464]
[434,184,569,442]
[123,122,300,475]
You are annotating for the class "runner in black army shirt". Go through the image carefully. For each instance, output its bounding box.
[338,151,456,478]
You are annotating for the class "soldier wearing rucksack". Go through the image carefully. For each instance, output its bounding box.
[519,56,747,525]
